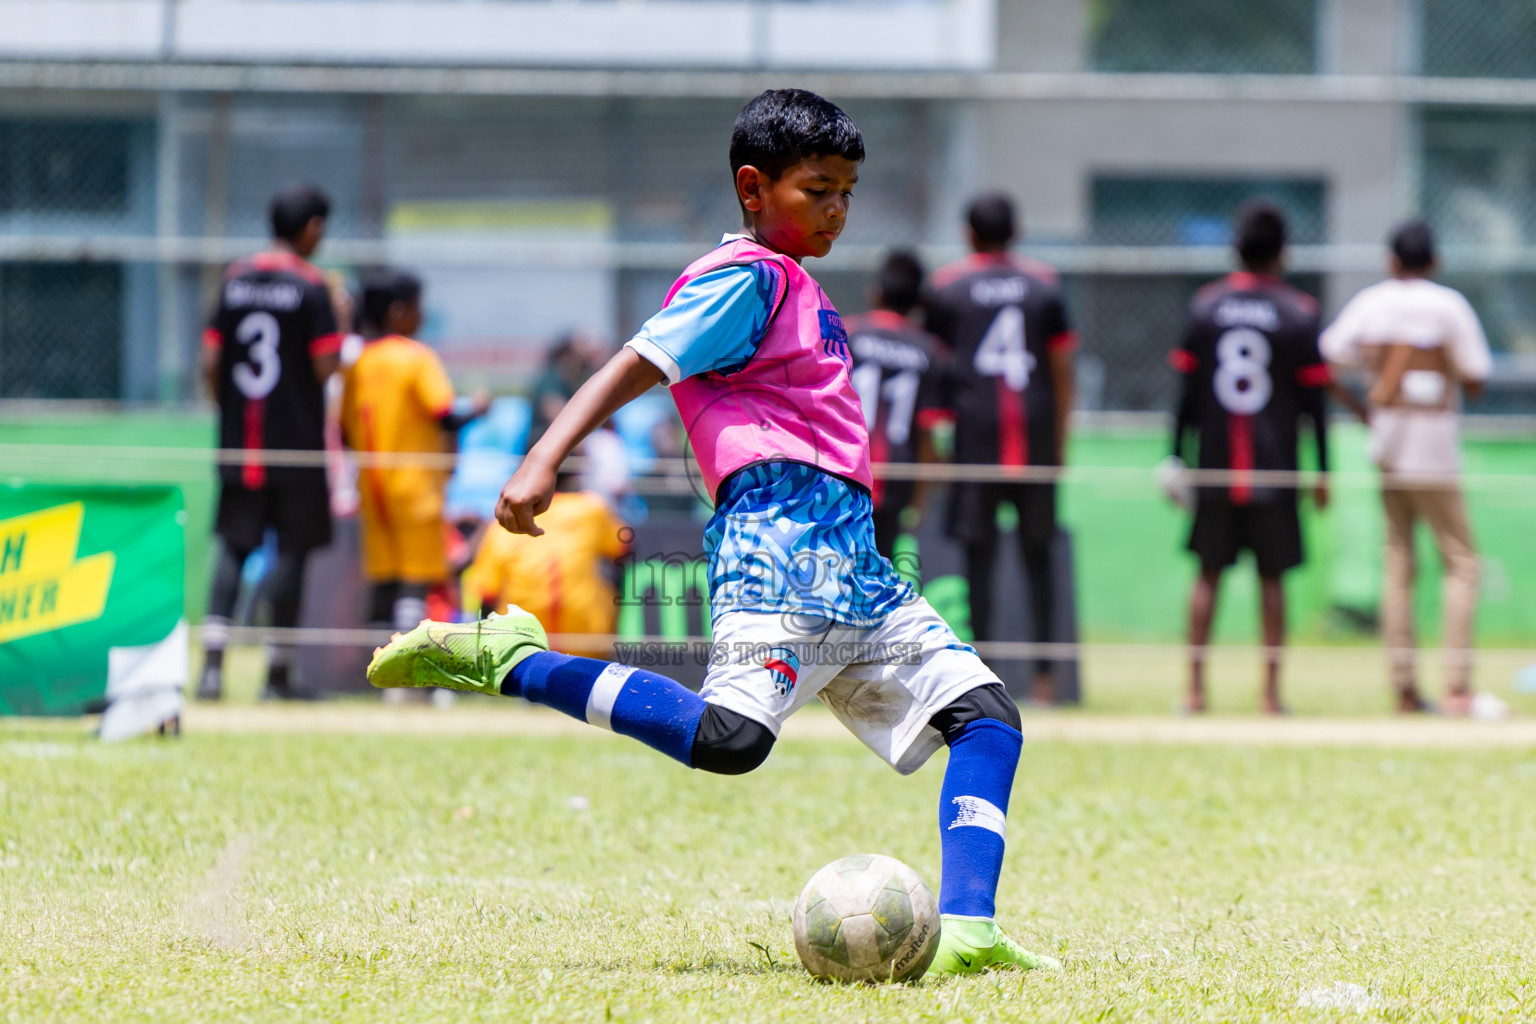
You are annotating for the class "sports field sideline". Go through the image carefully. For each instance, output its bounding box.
[169,701,1536,749]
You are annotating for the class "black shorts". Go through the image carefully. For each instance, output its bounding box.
[215,470,333,553]
[1187,495,1302,577]
[946,480,1057,548]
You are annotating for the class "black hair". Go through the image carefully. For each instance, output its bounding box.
[1391,219,1436,272]
[1235,201,1287,268]
[875,249,925,315]
[966,192,1016,248]
[360,268,422,335]
[270,183,331,243]
[729,89,865,181]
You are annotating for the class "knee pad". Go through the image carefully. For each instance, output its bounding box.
[930,683,1021,745]
[690,704,776,775]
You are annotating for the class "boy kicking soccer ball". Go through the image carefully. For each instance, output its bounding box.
[369,89,1059,978]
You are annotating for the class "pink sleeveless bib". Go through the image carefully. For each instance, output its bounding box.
[667,238,872,501]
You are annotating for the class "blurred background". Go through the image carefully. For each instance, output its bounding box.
[3,0,1536,704]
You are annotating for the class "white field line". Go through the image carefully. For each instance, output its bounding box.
[173,703,1536,748]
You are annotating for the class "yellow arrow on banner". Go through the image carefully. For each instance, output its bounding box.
[0,502,116,644]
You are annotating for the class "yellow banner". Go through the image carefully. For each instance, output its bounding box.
[0,502,84,582]
[0,502,115,643]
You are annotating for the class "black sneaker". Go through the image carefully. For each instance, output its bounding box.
[260,664,322,702]
[195,664,223,702]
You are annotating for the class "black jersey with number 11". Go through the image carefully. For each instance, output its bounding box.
[845,310,944,467]
[923,253,1076,467]
[845,310,943,509]
[204,251,342,489]
[1171,272,1330,505]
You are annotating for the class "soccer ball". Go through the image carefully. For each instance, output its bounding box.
[792,853,941,983]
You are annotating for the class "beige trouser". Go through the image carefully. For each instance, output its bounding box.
[1380,483,1479,693]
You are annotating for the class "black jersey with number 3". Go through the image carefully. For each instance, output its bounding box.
[1171,272,1330,504]
[204,252,341,488]
[923,253,1076,467]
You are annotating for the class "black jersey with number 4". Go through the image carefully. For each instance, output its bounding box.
[1171,272,1330,505]
[923,253,1076,467]
[204,252,341,488]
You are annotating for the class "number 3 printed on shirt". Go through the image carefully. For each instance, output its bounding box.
[974,305,1034,391]
[233,311,282,400]
[1213,327,1272,415]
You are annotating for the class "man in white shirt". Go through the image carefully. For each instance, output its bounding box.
[1320,220,1492,715]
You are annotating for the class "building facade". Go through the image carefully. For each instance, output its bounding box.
[0,0,1532,409]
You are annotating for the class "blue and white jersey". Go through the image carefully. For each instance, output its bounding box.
[702,461,915,627]
[625,242,783,385]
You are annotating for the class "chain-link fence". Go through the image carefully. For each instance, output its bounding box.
[8,1,1536,413]
[4,96,1536,416]
[1088,0,1536,80]
[1423,0,1536,79]
[1087,0,1317,75]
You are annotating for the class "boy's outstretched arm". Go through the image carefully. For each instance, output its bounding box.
[497,348,666,535]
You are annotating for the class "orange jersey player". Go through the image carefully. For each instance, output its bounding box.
[467,480,631,659]
[340,269,487,635]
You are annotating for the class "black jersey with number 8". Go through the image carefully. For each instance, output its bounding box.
[1171,272,1330,505]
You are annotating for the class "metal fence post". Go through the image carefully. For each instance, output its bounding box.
[155,90,183,401]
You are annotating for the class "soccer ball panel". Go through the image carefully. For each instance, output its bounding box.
[869,881,916,962]
[792,854,941,984]
[801,894,848,967]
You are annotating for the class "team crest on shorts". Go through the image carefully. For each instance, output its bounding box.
[763,646,801,698]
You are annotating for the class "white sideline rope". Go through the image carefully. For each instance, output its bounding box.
[1,442,1531,492]
[210,625,1515,661]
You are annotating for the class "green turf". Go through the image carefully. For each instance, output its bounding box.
[6,723,1536,1022]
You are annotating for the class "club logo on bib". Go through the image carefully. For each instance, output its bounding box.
[819,309,850,363]
[763,646,801,697]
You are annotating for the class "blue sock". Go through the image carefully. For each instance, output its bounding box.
[503,651,704,766]
[937,718,1023,920]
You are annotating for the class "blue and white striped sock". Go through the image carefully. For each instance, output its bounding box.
[503,651,704,766]
[937,718,1023,920]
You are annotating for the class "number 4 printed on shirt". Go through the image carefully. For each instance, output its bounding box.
[974,305,1033,391]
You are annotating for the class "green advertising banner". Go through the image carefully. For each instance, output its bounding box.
[0,483,185,716]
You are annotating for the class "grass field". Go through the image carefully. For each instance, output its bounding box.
[7,699,1536,1022]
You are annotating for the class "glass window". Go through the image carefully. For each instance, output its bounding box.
[1419,110,1536,369]
[1421,108,1536,248]
[1422,0,1536,78]
[1088,0,1317,74]
[0,263,123,400]
[1091,176,1327,247]
[0,120,134,216]
[1079,175,1327,412]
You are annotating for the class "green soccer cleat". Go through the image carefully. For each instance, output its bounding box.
[928,916,1063,977]
[367,608,549,697]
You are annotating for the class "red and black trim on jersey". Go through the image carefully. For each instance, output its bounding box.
[923,251,1074,469]
[207,250,341,489]
[845,308,943,508]
[1170,272,1330,505]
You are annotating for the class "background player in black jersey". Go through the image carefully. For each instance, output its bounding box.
[1170,203,1332,715]
[923,193,1076,706]
[845,250,944,559]
[197,183,343,701]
